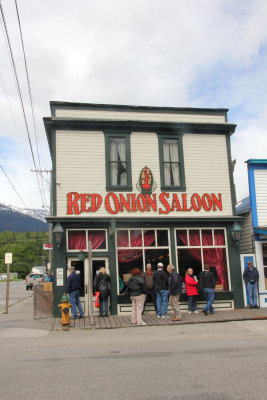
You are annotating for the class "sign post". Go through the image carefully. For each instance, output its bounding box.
[4,253,12,314]
[88,241,94,325]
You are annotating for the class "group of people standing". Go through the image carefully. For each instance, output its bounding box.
[66,262,220,322]
[126,263,218,326]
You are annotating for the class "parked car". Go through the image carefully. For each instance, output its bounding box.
[25,273,44,290]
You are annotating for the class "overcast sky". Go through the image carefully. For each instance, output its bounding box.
[0,0,267,210]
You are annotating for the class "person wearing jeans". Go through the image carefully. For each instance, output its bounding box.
[199,266,216,315]
[93,267,111,317]
[153,263,169,318]
[243,261,259,309]
[67,266,84,319]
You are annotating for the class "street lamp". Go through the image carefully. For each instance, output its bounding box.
[53,223,64,248]
[231,222,242,246]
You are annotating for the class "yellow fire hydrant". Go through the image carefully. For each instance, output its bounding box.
[58,293,71,329]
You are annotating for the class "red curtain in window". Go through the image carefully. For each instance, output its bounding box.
[68,231,105,250]
[117,231,155,263]
[177,231,228,290]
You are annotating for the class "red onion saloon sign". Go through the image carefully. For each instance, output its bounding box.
[67,192,223,215]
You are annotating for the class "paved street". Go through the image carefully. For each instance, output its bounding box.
[0,280,32,313]
[1,297,267,400]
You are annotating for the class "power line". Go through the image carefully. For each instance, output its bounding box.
[0,164,28,208]
[0,0,45,208]
[14,0,47,208]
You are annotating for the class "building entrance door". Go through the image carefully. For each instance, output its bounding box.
[67,257,109,316]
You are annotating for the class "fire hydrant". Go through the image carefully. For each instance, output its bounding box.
[58,293,71,329]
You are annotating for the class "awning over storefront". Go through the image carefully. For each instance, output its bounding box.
[254,227,267,235]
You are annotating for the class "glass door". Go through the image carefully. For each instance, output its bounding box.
[67,257,109,316]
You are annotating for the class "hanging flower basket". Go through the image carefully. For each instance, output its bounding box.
[78,250,86,261]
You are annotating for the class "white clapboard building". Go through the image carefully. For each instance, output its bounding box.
[44,102,244,316]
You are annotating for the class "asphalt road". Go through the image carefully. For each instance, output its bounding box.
[0,280,32,312]
[0,300,267,400]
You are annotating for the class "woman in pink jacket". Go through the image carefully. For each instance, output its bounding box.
[185,268,199,314]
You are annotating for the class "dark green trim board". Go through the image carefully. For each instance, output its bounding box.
[104,131,132,191]
[226,225,244,309]
[169,226,177,270]
[157,133,186,191]
[108,232,117,315]
[52,129,57,216]
[226,135,236,215]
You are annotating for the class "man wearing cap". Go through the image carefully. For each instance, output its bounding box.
[243,261,259,309]
[153,262,169,318]
[67,266,84,319]
[142,263,157,314]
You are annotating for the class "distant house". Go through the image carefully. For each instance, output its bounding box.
[236,160,267,307]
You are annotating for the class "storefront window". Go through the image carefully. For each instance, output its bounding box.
[176,228,229,291]
[67,229,107,251]
[117,228,170,294]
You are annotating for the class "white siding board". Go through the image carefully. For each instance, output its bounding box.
[56,130,233,217]
[55,108,226,123]
[255,170,267,226]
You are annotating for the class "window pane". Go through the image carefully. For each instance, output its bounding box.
[189,230,200,246]
[157,230,169,246]
[118,250,143,293]
[202,230,213,246]
[87,230,106,249]
[144,230,155,247]
[68,230,86,250]
[176,230,188,246]
[177,248,202,280]
[130,230,142,247]
[163,139,180,186]
[214,230,225,246]
[117,230,129,247]
[145,249,170,271]
[110,137,127,186]
[203,248,228,290]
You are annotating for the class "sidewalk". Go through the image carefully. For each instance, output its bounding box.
[52,307,267,330]
[0,296,54,339]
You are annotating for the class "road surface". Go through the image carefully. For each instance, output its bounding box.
[0,280,32,313]
[0,295,267,400]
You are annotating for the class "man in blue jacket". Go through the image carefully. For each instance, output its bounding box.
[67,267,84,318]
[243,261,259,309]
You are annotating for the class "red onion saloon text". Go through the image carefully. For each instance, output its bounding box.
[67,192,223,215]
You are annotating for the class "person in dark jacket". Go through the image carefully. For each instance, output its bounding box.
[93,267,111,317]
[142,263,157,314]
[127,268,147,326]
[167,264,182,321]
[243,261,259,309]
[199,266,217,315]
[153,262,169,318]
[67,267,84,319]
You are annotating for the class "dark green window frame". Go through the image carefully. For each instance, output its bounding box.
[104,131,132,191]
[158,133,186,191]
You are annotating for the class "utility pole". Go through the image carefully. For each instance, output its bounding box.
[4,253,12,314]
[31,169,52,273]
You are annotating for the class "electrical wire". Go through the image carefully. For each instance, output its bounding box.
[14,0,47,208]
[0,164,28,208]
[0,0,45,208]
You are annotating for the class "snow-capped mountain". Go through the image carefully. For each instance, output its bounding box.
[0,203,49,232]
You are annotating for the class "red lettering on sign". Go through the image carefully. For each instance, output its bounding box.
[202,193,212,211]
[170,194,182,212]
[212,193,223,211]
[182,194,192,212]
[159,193,170,214]
[146,194,157,212]
[130,194,137,212]
[120,194,131,212]
[81,194,90,212]
[191,193,202,211]
[91,194,102,212]
[67,192,81,215]
[105,193,120,214]
[137,194,146,212]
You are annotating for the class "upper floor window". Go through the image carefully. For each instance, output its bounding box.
[105,132,132,191]
[158,134,185,190]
